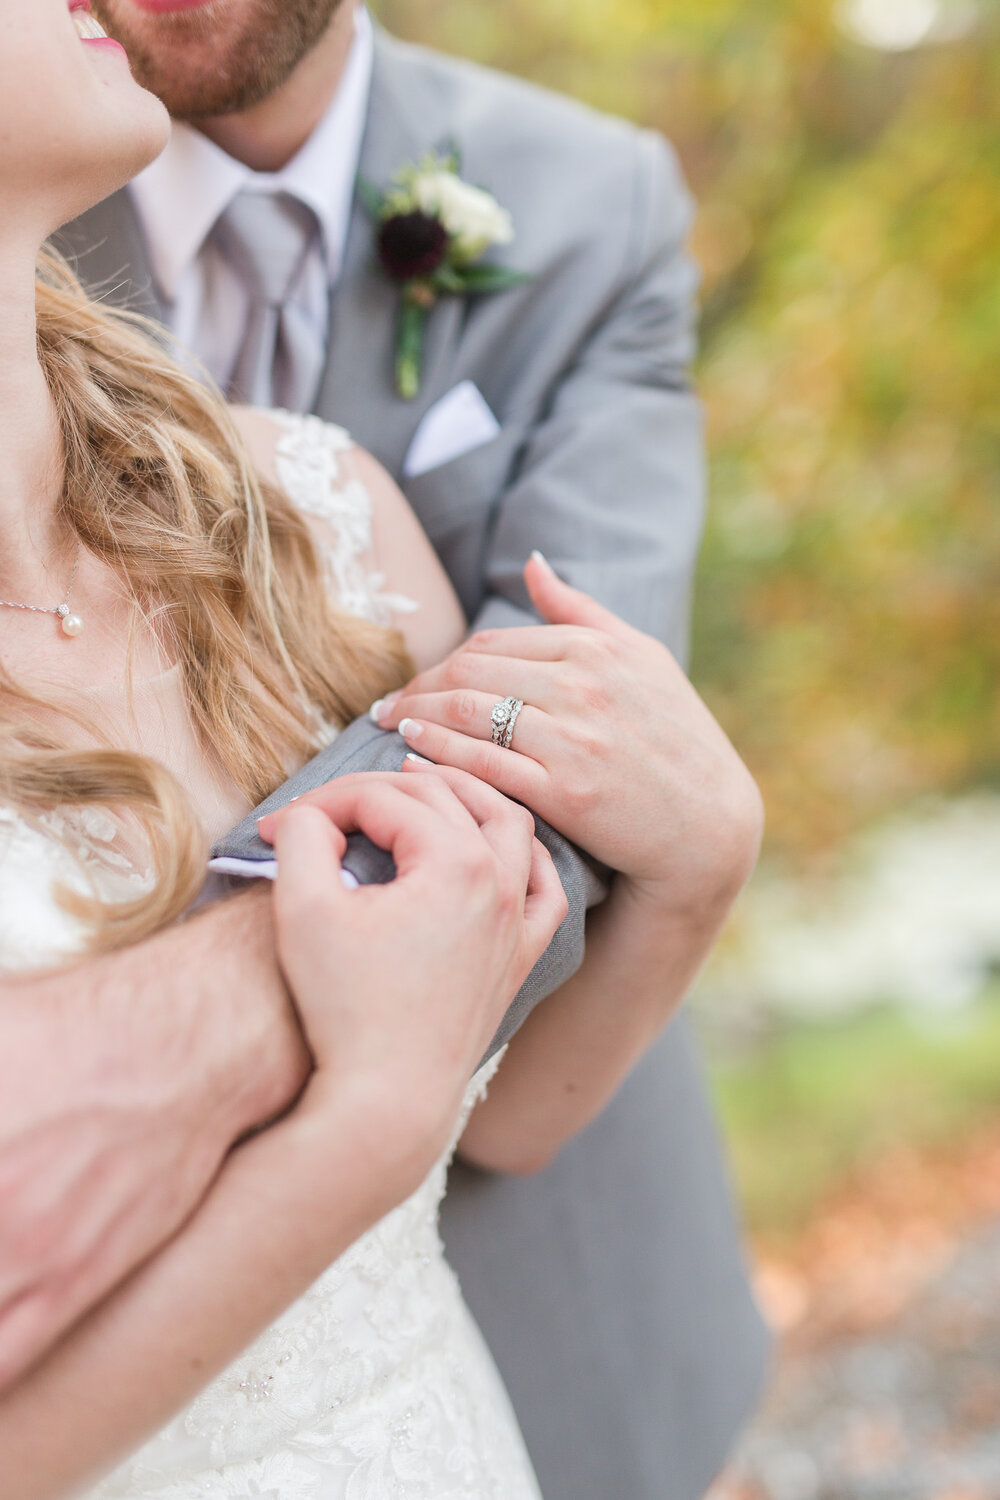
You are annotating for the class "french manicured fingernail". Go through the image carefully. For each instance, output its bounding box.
[405,752,434,765]
[369,690,401,724]
[398,717,423,741]
[530,549,554,574]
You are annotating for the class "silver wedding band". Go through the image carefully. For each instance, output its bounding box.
[490,696,524,751]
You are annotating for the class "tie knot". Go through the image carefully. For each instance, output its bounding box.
[211,190,322,307]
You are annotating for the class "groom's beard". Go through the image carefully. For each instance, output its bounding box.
[92,0,344,120]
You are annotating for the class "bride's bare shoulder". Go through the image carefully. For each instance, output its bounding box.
[227,406,466,667]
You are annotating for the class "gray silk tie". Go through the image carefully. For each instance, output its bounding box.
[210,190,327,411]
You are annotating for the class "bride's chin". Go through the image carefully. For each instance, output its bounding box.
[52,133,168,234]
[82,103,171,207]
[124,111,173,179]
[121,90,173,169]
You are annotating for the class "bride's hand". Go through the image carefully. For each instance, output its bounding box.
[258,770,566,1160]
[375,555,763,913]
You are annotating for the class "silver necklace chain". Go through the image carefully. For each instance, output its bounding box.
[0,539,82,620]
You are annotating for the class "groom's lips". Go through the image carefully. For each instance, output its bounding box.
[127,0,216,12]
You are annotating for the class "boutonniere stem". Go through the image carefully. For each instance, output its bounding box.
[398,286,435,400]
[361,151,529,399]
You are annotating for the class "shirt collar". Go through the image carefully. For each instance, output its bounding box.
[129,7,374,302]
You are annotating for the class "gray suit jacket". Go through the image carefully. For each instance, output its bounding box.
[58,29,769,1499]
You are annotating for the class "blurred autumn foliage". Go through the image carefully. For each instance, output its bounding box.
[376,0,1000,862]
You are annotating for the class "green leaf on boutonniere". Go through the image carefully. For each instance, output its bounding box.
[439,138,463,175]
[396,294,432,402]
[431,264,468,296]
[361,152,530,398]
[356,175,385,220]
[457,266,533,294]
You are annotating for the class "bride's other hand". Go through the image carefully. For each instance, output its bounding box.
[375,555,763,914]
[259,771,565,1165]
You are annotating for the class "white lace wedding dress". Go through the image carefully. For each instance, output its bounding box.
[0,414,543,1500]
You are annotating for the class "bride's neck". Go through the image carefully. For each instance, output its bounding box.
[0,239,69,601]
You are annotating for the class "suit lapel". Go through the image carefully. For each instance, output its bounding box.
[52,190,165,323]
[315,31,464,475]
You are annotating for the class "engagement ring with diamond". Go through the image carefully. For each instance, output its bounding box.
[490,696,524,750]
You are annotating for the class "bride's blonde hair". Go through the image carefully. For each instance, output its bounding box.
[0,250,410,952]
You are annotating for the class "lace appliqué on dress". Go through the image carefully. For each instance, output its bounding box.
[89,1049,542,1500]
[271,412,418,627]
[0,806,153,975]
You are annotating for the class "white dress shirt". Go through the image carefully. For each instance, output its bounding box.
[130,10,502,475]
[128,8,374,390]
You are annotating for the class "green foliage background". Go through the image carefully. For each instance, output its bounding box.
[376,0,1000,865]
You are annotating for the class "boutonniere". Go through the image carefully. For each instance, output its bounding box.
[361,150,529,399]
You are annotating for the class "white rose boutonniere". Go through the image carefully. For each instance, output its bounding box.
[412,170,514,262]
[361,149,528,399]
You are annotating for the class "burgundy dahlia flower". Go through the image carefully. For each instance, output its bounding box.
[376,211,449,282]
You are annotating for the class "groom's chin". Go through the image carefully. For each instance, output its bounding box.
[91,0,346,122]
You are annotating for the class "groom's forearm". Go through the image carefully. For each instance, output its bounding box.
[0,887,310,1391]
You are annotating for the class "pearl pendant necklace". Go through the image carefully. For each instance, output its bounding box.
[0,539,84,638]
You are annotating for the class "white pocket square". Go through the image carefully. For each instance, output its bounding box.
[403,380,501,480]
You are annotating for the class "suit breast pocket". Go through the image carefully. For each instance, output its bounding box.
[401,425,525,617]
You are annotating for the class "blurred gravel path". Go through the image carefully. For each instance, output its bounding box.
[713,1218,1000,1500]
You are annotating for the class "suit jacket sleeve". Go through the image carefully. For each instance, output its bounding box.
[471,133,704,661]
[212,718,609,1066]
